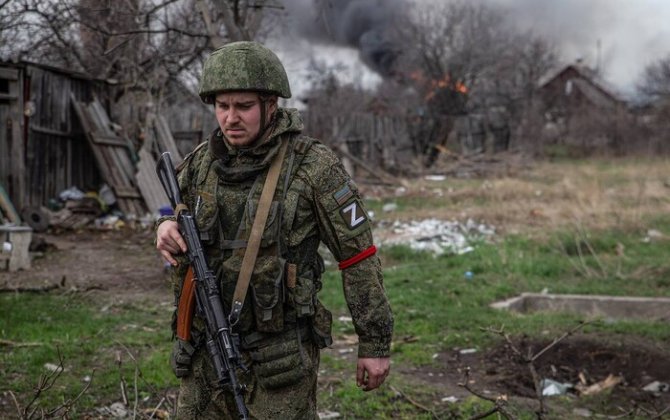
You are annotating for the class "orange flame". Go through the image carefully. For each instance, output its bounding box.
[410,71,468,101]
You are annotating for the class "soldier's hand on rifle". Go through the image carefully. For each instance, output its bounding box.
[156,220,187,266]
[357,357,390,391]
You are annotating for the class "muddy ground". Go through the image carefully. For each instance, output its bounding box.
[2,228,670,418]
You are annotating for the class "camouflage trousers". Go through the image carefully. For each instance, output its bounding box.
[175,333,320,419]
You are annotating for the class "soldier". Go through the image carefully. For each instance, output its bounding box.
[155,41,393,419]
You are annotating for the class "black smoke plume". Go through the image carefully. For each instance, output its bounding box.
[282,0,406,76]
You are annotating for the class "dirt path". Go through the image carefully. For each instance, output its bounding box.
[0,229,170,302]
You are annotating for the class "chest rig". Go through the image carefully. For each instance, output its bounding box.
[190,133,317,334]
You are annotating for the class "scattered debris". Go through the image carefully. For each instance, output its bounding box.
[541,378,573,396]
[441,396,459,403]
[382,202,398,212]
[575,374,623,396]
[643,381,670,394]
[0,339,43,348]
[572,407,593,417]
[43,363,64,374]
[58,186,85,202]
[318,410,341,419]
[337,316,352,323]
[96,402,129,418]
[377,218,495,255]
[459,348,478,355]
[643,229,665,243]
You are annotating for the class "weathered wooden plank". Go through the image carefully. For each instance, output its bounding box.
[8,74,24,209]
[334,144,398,185]
[113,185,142,199]
[136,148,169,213]
[0,68,18,80]
[154,115,182,162]
[0,183,20,223]
[71,96,146,215]
[90,133,127,147]
[30,124,70,137]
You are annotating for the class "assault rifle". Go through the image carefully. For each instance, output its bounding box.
[156,152,249,419]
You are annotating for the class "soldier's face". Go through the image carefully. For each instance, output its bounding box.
[214,92,276,147]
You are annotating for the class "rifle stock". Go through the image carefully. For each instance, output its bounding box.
[156,152,249,419]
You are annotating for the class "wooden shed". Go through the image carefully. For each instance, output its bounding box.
[0,61,113,213]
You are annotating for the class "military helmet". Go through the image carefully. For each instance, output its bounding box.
[198,41,291,103]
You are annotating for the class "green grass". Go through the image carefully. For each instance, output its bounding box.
[0,295,176,416]
[315,214,670,417]
[2,211,670,418]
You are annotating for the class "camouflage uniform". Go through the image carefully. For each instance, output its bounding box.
[159,42,393,419]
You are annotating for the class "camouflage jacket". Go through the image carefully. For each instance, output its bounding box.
[165,108,393,358]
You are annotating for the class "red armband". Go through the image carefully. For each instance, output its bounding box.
[338,245,377,270]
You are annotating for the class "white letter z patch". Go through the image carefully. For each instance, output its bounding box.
[340,200,367,230]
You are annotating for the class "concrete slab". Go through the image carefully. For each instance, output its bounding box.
[0,225,32,271]
[491,293,670,322]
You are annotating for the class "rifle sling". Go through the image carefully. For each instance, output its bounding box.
[229,138,290,325]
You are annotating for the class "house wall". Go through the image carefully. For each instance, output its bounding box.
[541,67,586,111]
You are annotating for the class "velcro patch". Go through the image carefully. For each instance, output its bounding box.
[333,184,354,206]
[339,199,367,230]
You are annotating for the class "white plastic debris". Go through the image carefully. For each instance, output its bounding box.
[424,175,446,181]
[43,363,63,373]
[541,378,573,396]
[377,218,495,255]
[337,316,352,323]
[99,184,117,206]
[441,396,459,403]
[459,348,478,355]
[382,203,398,212]
[59,186,85,201]
[106,402,128,418]
[318,410,341,419]
[647,229,664,239]
[643,381,670,393]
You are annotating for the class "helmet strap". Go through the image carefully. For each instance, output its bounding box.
[252,94,277,145]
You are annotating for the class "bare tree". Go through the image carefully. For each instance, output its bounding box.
[634,54,670,155]
[387,0,556,159]
[0,0,284,139]
[394,1,515,116]
[638,54,670,101]
[1,0,283,74]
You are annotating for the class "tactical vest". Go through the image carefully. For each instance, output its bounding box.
[185,133,323,336]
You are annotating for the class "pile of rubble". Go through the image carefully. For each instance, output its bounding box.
[19,185,162,232]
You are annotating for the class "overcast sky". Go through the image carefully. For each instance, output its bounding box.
[274,0,670,102]
[491,0,670,96]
